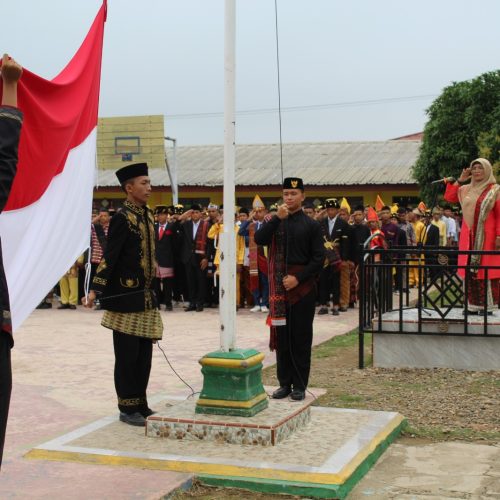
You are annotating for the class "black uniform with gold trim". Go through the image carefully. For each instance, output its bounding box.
[92,164,163,421]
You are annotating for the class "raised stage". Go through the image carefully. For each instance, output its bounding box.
[25,391,405,499]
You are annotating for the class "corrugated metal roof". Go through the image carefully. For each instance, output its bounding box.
[96,140,420,187]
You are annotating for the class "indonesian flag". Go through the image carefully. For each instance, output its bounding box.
[0,2,106,331]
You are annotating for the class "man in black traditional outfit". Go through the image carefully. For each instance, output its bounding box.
[0,54,23,469]
[154,205,175,311]
[85,163,163,427]
[255,177,324,401]
[175,205,210,312]
[318,198,353,315]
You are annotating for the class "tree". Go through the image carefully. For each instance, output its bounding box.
[413,70,500,203]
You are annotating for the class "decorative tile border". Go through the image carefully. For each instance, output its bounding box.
[146,400,312,446]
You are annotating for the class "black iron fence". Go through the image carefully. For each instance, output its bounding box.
[358,243,500,368]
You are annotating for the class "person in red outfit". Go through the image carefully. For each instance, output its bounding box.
[444,158,500,312]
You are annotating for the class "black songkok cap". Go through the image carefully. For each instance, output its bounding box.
[155,205,168,215]
[167,205,175,215]
[191,204,202,211]
[239,207,249,215]
[116,163,148,184]
[174,204,184,215]
[283,177,304,191]
[324,198,340,209]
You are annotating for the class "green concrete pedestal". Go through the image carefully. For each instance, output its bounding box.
[195,348,268,417]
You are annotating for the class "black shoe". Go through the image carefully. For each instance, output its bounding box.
[290,389,305,401]
[185,305,196,312]
[196,305,204,312]
[318,307,328,315]
[37,302,52,309]
[165,304,173,311]
[141,408,156,418]
[332,309,340,316]
[339,307,348,312]
[69,305,77,310]
[119,412,146,427]
[272,386,292,399]
[57,304,70,310]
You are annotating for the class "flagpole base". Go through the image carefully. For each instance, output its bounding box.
[195,348,268,417]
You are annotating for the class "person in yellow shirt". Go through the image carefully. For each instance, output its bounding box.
[207,215,245,307]
[408,208,426,287]
[58,254,85,309]
[431,207,447,247]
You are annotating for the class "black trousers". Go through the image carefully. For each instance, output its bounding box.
[0,332,12,470]
[206,274,219,306]
[113,331,153,415]
[185,259,207,307]
[276,289,316,391]
[155,277,173,306]
[319,266,340,306]
[173,261,187,302]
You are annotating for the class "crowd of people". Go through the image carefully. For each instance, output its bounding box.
[39,195,463,317]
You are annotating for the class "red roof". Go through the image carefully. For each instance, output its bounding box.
[391,132,423,141]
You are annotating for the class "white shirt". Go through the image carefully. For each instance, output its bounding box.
[328,215,338,236]
[442,215,457,242]
[192,220,200,239]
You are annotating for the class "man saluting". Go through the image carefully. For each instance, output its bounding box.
[85,163,163,427]
[254,177,324,401]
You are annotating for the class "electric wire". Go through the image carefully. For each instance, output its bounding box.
[165,94,437,120]
[274,0,316,402]
[274,0,284,182]
[157,340,196,398]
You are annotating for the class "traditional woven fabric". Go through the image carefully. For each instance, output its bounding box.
[248,223,260,293]
[267,221,286,351]
[470,184,500,270]
[90,224,108,264]
[195,220,209,255]
[156,265,174,279]
[340,260,350,308]
[467,276,499,311]
[102,309,163,340]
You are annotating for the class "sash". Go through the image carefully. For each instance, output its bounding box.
[195,220,209,256]
[470,184,500,271]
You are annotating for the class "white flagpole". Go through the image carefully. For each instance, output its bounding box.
[219,0,236,352]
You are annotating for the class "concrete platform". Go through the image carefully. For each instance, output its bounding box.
[25,394,405,499]
[374,307,500,371]
[147,395,313,446]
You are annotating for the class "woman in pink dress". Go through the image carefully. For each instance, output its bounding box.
[444,158,500,311]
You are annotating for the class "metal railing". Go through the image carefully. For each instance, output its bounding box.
[358,244,500,368]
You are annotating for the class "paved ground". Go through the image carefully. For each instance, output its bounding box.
[1,303,499,499]
[0,303,356,499]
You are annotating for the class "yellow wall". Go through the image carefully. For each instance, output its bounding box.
[92,186,420,210]
[97,115,165,169]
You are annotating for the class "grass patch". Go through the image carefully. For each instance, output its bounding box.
[264,328,499,444]
[312,327,362,356]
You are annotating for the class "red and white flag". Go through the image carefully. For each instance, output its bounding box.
[0,2,106,331]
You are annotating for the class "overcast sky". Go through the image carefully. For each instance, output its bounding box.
[3,0,499,145]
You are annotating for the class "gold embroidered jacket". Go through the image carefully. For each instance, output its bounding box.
[92,200,158,312]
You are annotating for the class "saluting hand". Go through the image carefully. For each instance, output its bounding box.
[458,167,472,183]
